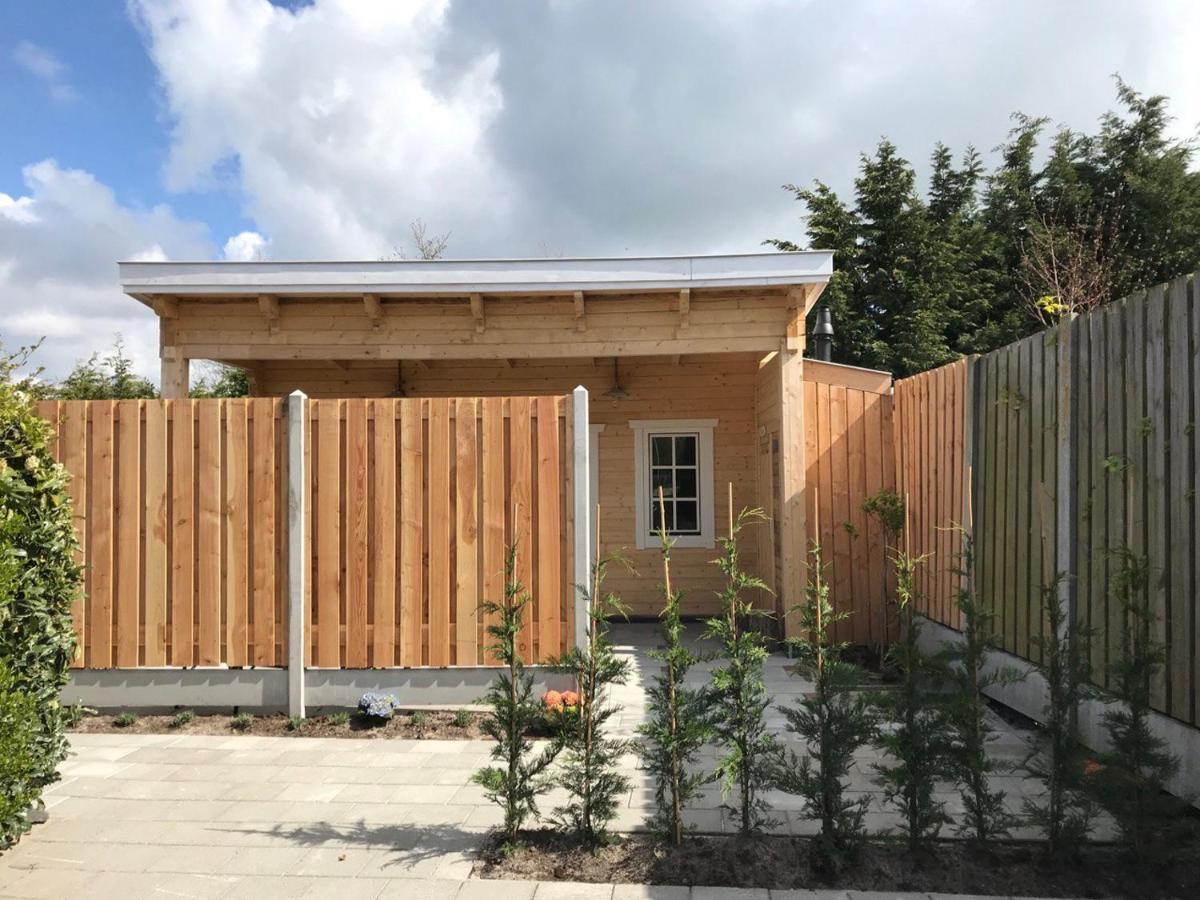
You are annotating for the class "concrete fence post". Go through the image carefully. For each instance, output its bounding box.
[286,390,308,718]
[572,385,591,651]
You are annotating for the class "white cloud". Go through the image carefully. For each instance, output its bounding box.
[131,0,509,259]
[223,230,269,261]
[0,159,213,380]
[13,40,76,102]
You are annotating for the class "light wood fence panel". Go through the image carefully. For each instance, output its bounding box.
[802,365,895,645]
[893,359,969,630]
[36,399,287,669]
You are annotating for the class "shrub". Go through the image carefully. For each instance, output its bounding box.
[637,489,712,845]
[327,711,350,727]
[872,538,955,854]
[945,523,1021,845]
[409,710,429,735]
[1091,547,1189,859]
[113,712,138,728]
[705,503,779,837]
[0,665,40,848]
[474,543,563,847]
[286,714,304,732]
[0,344,82,846]
[453,708,471,729]
[231,713,253,732]
[358,692,400,721]
[551,539,632,844]
[170,710,195,729]
[779,538,876,872]
[1022,572,1096,859]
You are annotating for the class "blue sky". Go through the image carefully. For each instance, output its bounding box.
[2,1,1198,382]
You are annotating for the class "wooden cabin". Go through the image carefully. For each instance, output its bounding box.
[120,252,884,636]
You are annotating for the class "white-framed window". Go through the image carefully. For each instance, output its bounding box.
[630,419,717,549]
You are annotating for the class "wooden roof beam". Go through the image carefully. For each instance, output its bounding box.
[363,293,382,328]
[574,291,586,331]
[786,287,805,351]
[151,296,179,319]
[678,288,690,330]
[469,293,485,333]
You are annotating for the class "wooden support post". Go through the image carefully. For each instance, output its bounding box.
[777,342,806,640]
[286,390,308,718]
[470,293,485,333]
[572,385,591,651]
[160,354,190,399]
[574,291,586,331]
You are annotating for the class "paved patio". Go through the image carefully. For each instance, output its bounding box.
[0,624,1086,899]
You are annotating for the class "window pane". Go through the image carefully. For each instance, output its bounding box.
[651,467,673,498]
[674,435,697,466]
[651,499,663,531]
[651,436,673,466]
[674,467,697,500]
[675,501,698,534]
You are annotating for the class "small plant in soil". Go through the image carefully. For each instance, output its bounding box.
[231,713,253,732]
[409,710,429,735]
[286,714,304,732]
[636,488,713,846]
[474,543,564,848]
[872,534,955,854]
[704,497,779,837]
[550,515,632,845]
[453,708,472,729]
[113,712,138,728]
[327,711,350,727]
[169,710,194,729]
[1091,546,1189,860]
[945,521,1022,845]
[1022,571,1096,859]
[862,488,905,659]
[779,537,876,873]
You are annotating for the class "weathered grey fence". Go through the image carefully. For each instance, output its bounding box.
[897,270,1200,728]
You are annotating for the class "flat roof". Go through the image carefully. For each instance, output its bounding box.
[118,251,833,297]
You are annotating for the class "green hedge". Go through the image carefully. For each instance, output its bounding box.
[0,353,81,848]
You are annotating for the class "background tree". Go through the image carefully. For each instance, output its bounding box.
[189,362,249,398]
[770,80,1200,375]
[40,337,157,400]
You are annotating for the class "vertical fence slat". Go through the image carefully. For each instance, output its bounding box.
[344,399,369,668]
[115,401,141,667]
[315,400,342,667]
[372,398,397,667]
[536,396,562,661]
[143,401,168,667]
[1105,301,1129,688]
[428,398,452,666]
[171,401,194,666]
[196,401,222,666]
[510,397,534,661]
[1166,277,1192,719]
[481,397,505,663]
[399,398,424,666]
[455,397,480,666]
[1145,286,1169,708]
[251,399,277,666]
[61,402,88,666]
[225,399,249,668]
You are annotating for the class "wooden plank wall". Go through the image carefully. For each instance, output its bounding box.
[803,363,896,645]
[304,395,573,667]
[892,358,968,630]
[971,331,1059,664]
[35,399,287,669]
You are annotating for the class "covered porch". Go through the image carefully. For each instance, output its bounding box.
[121,252,832,633]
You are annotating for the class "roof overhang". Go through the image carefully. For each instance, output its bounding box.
[119,251,833,300]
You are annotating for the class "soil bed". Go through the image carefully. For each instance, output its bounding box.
[69,709,521,741]
[475,830,1200,898]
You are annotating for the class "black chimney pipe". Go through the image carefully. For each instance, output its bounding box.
[812,305,834,361]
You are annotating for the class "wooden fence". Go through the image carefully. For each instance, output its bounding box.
[803,361,896,646]
[894,270,1200,727]
[892,358,969,630]
[35,398,288,669]
[38,394,575,670]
